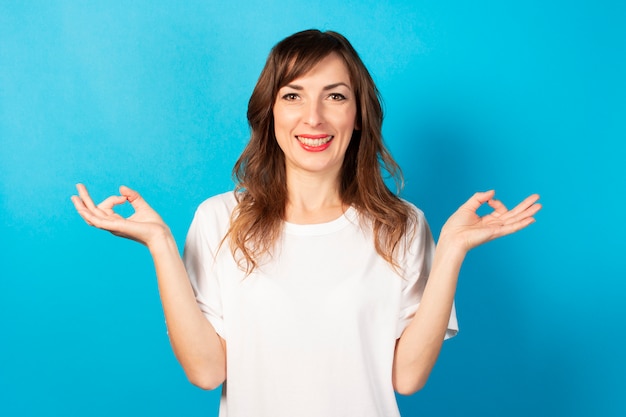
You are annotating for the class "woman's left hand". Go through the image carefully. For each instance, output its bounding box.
[439,190,541,252]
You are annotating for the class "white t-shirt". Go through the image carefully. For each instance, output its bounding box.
[183,192,458,417]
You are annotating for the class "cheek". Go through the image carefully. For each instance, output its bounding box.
[273,107,297,131]
[272,109,293,148]
[272,107,281,128]
[339,107,358,131]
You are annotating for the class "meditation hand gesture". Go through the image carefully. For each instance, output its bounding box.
[71,184,169,248]
[439,190,541,252]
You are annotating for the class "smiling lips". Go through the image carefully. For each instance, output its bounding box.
[296,134,334,152]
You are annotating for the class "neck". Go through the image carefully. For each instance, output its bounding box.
[285,170,345,224]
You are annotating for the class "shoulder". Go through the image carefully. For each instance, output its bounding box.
[398,199,428,233]
[353,198,429,240]
[401,199,426,219]
[191,191,238,230]
[398,199,433,256]
[196,191,238,214]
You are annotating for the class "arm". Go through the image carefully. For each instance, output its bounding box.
[71,184,226,389]
[392,191,541,395]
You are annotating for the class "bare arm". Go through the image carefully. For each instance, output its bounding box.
[392,191,541,394]
[71,184,226,389]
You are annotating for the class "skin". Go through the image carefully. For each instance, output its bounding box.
[72,185,226,390]
[71,55,542,394]
[273,53,358,224]
[392,190,540,393]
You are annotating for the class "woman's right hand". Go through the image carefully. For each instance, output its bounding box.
[72,183,227,388]
[71,183,169,248]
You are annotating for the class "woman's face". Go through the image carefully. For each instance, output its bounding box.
[273,53,357,181]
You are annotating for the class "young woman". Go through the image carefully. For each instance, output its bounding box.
[72,30,541,417]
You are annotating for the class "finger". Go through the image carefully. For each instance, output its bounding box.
[494,204,541,237]
[487,198,508,215]
[491,216,537,239]
[72,195,110,228]
[71,195,95,226]
[120,185,150,211]
[510,194,540,215]
[73,196,126,232]
[499,194,541,222]
[514,201,542,222]
[463,190,496,212]
[76,183,99,211]
[97,195,128,214]
[76,183,118,219]
[71,194,85,210]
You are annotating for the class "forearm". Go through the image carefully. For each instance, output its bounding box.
[393,191,540,394]
[392,239,466,395]
[149,230,226,390]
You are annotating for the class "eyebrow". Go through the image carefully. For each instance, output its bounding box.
[284,82,351,91]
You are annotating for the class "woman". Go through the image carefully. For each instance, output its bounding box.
[72,30,541,417]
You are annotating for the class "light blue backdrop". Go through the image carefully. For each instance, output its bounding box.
[1,1,624,416]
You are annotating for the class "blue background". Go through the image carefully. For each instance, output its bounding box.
[1,1,624,416]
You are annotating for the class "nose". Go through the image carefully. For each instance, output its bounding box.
[303,99,324,127]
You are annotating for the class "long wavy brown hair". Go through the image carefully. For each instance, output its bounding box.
[228,29,416,274]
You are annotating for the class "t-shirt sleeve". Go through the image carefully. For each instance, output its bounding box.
[182,205,227,339]
[396,207,459,340]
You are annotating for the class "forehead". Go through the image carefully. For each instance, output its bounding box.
[283,53,352,87]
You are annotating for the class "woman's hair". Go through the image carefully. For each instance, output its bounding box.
[228,29,416,274]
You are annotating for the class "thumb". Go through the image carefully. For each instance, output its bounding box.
[119,185,149,209]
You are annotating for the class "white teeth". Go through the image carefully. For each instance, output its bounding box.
[296,136,333,147]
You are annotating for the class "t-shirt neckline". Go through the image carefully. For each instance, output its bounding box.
[283,206,358,236]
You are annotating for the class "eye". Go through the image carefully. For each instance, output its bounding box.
[328,93,347,101]
[281,93,300,101]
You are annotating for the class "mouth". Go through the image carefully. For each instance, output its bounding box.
[296,135,334,150]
